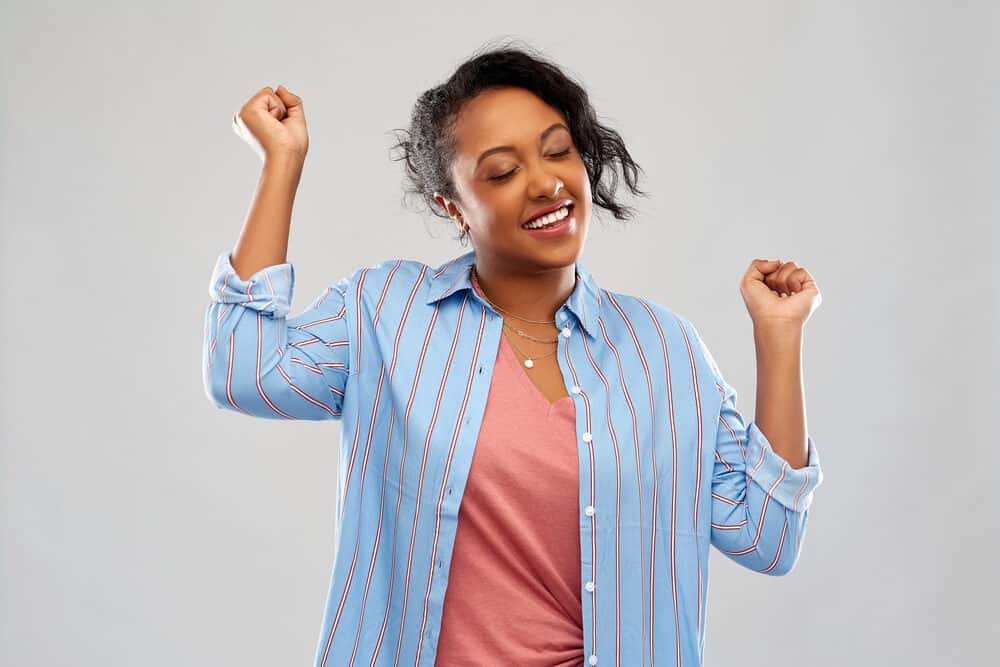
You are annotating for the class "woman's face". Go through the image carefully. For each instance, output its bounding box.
[435,86,591,272]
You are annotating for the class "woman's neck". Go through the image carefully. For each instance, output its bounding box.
[470,258,577,325]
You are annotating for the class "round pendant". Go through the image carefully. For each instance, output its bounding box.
[524,358,534,368]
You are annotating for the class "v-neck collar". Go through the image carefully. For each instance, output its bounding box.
[497,333,574,418]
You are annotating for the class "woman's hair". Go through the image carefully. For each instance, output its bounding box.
[389,38,647,241]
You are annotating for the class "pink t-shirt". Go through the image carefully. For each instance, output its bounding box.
[434,332,585,667]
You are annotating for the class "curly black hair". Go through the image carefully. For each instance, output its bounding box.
[388,38,648,244]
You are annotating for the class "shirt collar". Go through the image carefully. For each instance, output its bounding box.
[424,250,602,340]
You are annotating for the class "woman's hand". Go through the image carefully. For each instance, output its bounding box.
[231,85,309,164]
[739,259,822,328]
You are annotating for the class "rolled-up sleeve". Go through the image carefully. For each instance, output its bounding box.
[709,378,823,575]
[202,251,352,420]
[685,319,824,576]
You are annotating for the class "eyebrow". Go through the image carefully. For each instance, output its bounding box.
[475,122,570,167]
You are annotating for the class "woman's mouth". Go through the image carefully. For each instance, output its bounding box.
[521,203,576,237]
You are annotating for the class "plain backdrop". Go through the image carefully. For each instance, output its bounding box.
[2,1,996,665]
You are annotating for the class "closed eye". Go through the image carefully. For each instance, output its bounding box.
[488,149,573,182]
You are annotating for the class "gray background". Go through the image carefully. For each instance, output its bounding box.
[2,1,996,665]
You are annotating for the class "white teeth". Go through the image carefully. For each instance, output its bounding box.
[523,205,570,229]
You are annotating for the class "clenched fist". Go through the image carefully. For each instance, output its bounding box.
[231,84,309,164]
[739,259,822,327]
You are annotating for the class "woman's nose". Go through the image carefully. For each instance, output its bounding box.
[528,170,565,199]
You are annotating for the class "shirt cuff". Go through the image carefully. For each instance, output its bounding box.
[208,251,295,319]
[745,420,823,513]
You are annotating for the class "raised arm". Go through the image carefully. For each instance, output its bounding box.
[227,84,309,278]
[698,257,825,575]
[707,374,822,576]
[684,315,823,576]
[201,85,352,420]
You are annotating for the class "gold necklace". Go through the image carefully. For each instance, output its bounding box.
[470,265,558,324]
[503,321,560,344]
[470,265,560,369]
[503,331,558,368]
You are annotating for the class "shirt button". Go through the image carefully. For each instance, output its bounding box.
[589,655,598,665]
[559,311,568,321]
[584,505,595,516]
[582,432,592,442]
[571,385,581,394]
[585,581,595,592]
[561,327,571,338]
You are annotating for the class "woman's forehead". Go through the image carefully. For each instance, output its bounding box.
[452,88,567,153]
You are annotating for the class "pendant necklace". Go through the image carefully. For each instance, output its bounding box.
[470,264,561,369]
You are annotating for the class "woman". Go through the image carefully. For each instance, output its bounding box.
[205,42,824,667]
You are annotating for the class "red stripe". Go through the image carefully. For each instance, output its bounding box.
[415,301,488,662]
[607,293,655,667]
[373,261,403,329]
[223,328,250,416]
[717,464,787,558]
[371,301,440,666]
[562,330,598,663]
[636,298,680,667]
[793,470,811,513]
[396,292,469,667]
[711,492,743,506]
[253,313,295,418]
[581,320,622,666]
[328,365,387,644]
[326,267,398,648]
[673,315,704,641]
[369,267,430,666]
[760,517,789,574]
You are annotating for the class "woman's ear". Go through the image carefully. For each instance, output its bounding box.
[434,192,464,231]
[433,191,450,215]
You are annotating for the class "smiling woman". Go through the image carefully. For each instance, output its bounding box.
[205,37,824,667]
[389,42,647,244]
[387,43,650,395]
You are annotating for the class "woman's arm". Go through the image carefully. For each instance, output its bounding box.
[230,155,303,280]
[752,323,808,469]
[739,257,822,469]
[228,84,310,279]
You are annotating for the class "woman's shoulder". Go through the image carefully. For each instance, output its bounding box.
[326,256,470,314]
[599,287,727,389]
[596,284,697,337]
[329,256,434,292]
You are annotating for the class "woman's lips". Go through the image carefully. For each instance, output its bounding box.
[522,203,573,228]
[520,204,576,238]
[521,199,575,227]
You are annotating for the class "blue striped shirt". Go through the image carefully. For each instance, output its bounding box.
[202,248,824,667]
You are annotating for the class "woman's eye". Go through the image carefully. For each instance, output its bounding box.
[489,170,516,182]
[488,150,571,182]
